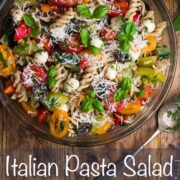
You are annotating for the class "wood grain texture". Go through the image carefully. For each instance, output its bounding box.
[0,1,179,180]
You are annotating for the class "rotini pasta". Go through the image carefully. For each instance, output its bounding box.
[11,71,28,102]
[52,64,69,92]
[125,0,146,21]
[150,21,167,41]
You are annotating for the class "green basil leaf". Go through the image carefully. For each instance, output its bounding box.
[119,77,132,91]
[77,4,93,19]
[31,28,41,37]
[0,52,8,69]
[173,15,180,31]
[48,66,57,78]
[120,40,130,53]
[88,45,101,55]
[93,5,109,19]
[80,28,90,47]
[117,34,129,41]
[23,14,37,28]
[92,100,105,112]
[114,90,128,102]
[81,99,93,112]
[135,89,145,98]
[87,91,96,99]
[124,21,137,36]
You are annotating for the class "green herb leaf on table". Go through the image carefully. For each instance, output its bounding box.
[80,28,90,47]
[77,5,93,19]
[173,15,180,31]
[92,100,105,112]
[88,45,101,55]
[93,5,109,19]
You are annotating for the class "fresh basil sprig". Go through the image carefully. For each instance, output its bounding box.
[93,5,109,19]
[77,4,109,19]
[81,91,105,112]
[118,21,137,53]
[119,77,132,91]
[80,28,101,55]
[77,5,93,19]
[114,77,132,102]
[114,90,128,102]
[80,29,90,48]
[23,14,41,37]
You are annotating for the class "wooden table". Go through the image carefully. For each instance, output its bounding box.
[0,1,180,180]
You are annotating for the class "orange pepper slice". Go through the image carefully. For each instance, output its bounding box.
[0,45,15,77]
[4,85,15,95]
[82,0,90,3]
[21,101,38,117]
[119,101,142,115]
[96,121,113,135]
[50,110,70,138]
[143,85,154,100]
[41,5,54,13]
[141,35,157,54]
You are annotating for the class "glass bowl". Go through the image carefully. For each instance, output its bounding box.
[0,0,177,146]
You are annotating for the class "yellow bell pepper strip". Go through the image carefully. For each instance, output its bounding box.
[119,101,142,115]
[138,56,158,67]
[134,67,166,82]
[45,92,69,111]
[96,120,113,135]
[21,101,38,117]
[50,110,70,138]
[141,35,157,54]
[0,45,15,77]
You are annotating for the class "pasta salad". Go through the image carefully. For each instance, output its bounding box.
[0,0,171,138]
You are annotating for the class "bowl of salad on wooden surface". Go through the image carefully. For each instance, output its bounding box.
[0,0,177,146]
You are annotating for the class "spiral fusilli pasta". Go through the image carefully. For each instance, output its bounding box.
[52,64,69,92]
[125,0,146,21]
[11,71,28,102]
[150,22,167,41]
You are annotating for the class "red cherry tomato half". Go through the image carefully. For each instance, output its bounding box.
[14,21,31,42]
[59,34,84,54]
[49,0,78,7]
[38,107,50,125]
[22,65,47,89]
[108,1,129,17]
[80,58,89,70]
[100,28,117,41]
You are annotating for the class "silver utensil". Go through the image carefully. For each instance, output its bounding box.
[97,100,180,180]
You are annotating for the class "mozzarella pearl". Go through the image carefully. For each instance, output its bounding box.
[65,78,80,93]
[58,104,69,112]
[142,20,155,33]
[34,51,49,64]
[105,64,117,80]
[11,9,24,24]
[90,37,104,49]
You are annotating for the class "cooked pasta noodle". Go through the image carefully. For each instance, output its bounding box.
[11,71,28,102]
[150,22,167,41]
[125,0,146,21]
[52,64,69,92]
